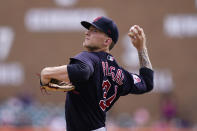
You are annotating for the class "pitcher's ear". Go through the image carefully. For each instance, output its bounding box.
[104,38,112,46]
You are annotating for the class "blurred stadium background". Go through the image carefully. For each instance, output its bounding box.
[0,0,197,130]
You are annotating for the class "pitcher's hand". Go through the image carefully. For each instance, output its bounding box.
[128,25,146,51]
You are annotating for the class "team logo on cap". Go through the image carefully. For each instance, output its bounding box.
[93,16,102,22]
[108,29,111,34]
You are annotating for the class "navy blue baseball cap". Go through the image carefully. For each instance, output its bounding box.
[81,16,119,44]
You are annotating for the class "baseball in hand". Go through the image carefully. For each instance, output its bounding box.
[129,26,138,36]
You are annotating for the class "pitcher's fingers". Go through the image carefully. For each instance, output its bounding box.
[128,32,136,39]
[134,26,143,36]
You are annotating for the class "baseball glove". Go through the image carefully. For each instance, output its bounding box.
[40,79,75,94]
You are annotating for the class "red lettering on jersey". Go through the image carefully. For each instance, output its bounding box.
[99,100,106,111]
[102,61,109,76]
[102,63,124,86]
[103,92,107,98]
[111,69,116,81]
[108,66,115,77]
[106,85,117,107]
[112,69,123,85]
[114,69,121,84]
[102,61,106,76]
[115,69,124,86]
[102,80,111,93]
[120,73,124,85]
[99,80,118,111]
[106,62,109,76]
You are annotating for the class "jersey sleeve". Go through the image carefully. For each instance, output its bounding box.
[67,60,93,83]
[67,51,98,83]
[120,67,154,96]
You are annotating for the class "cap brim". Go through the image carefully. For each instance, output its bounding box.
[81,21,104,33]
[81,21,92,30]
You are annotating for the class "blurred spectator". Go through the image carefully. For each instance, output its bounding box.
[0,94,65,129]
[133,108,150,127]
[114,113,135,128]
[152,92,193,129]
[160,92,177,122]
[0,93,195,130]
[49,116,66,131]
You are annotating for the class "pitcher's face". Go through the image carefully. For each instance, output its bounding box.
[83,26,108,51]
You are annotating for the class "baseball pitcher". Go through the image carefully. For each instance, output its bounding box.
[40,16,154,131]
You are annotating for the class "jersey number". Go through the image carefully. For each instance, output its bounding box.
[99,80,117,111]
